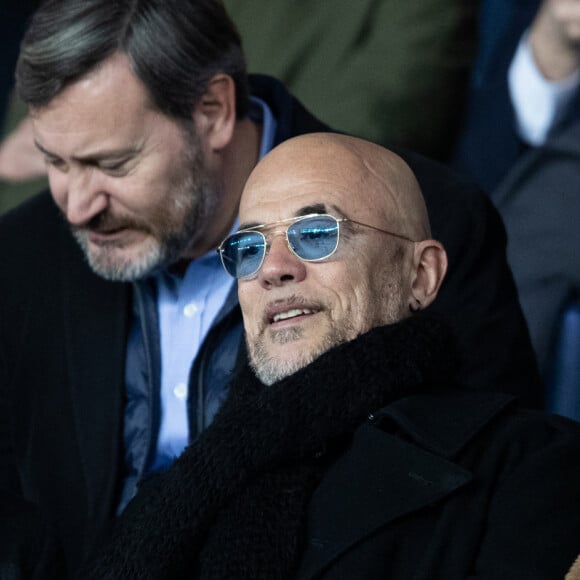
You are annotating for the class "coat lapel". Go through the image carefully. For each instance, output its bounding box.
[296,391,516,579]
[296,423,472,579]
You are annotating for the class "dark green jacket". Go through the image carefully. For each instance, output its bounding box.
[225,0,478,159]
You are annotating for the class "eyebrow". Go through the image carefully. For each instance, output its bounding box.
[34,140,142,164]
[239,202,344,230]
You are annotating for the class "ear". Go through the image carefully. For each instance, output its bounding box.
[408,240,448,312]
[192,73,237,152]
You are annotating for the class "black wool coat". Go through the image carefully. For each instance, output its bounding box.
[295,391,580,579]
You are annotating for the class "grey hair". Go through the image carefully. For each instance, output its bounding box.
[16,0,249,120]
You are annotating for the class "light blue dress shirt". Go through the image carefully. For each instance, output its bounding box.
[152,97,277,467]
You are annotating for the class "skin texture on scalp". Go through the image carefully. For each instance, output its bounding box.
[240,133,431,241]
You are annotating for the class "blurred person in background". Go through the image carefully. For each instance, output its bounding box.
[454,0,580,394]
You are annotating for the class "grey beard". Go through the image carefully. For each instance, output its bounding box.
[248,320,356,386]
[73,229,163,281]
[72,175,215,282]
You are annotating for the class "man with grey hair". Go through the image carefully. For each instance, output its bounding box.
[0,0,541,575]
[84,134,580,579]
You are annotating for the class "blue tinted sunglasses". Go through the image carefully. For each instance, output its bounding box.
[217,213,415,279]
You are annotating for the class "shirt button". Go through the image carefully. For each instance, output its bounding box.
[173,383,188,400]
[183,303,198,317]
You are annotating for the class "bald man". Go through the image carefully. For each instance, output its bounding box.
[237,133,445,385]
[84,135,580,580]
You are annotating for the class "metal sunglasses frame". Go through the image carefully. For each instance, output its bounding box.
[217,213,416,279]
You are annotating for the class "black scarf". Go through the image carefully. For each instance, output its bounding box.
[83,315,457,579]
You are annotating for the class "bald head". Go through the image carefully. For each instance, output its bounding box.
[232,133,447,385]
[240,133,431,241]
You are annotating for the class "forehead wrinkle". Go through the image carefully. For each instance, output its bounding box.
[359,156,405,223]
[30,53,155,141]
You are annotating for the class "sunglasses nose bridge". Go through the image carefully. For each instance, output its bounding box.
[256,229,309,286]
[262,227,291,256]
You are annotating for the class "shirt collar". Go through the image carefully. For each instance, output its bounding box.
[248,95,277,160]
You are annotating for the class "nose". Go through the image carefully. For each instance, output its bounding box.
[257,234,307,288]
[51,166,108,226]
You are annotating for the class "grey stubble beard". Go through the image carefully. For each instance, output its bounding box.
[248,316,357,386]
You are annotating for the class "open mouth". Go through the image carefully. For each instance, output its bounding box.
[270,308,317,324]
